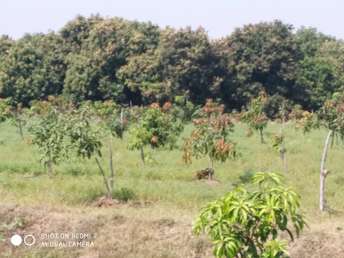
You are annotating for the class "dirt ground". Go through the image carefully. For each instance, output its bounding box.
[0,203,343,258]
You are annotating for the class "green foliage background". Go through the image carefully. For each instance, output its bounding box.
[1,17,343,112]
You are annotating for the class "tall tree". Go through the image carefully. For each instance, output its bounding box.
[0,33,66,105]
[60,15,103,52]
[217,20,303,110]
[294,28,342,109]
[63,17,160,103]
[118,27,221,105]
[0,35,13,58]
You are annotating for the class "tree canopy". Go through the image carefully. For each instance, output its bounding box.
[0,16,343,112]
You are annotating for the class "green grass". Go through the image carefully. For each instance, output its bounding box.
[0,120,344,218]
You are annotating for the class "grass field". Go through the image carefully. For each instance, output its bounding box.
[1,121,344,257]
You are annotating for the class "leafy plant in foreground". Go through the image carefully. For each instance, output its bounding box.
[194,172,306,258]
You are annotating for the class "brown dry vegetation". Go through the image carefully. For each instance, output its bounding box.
[0,203,212,258]
[1,203,344,258]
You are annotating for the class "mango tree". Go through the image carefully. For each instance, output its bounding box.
[29,97,77,175]
[66,109,116,198]
[90,100,129,139]
[241,92,269,143]
[296,93,344,211]
[31,104,115,198]
[317,93,344,211]
[128,102,183,164]
[29,107,68,175]
[88,101,128,196]
[0,99,28,139]
[183,99,237,179]
[172,95,198,121]
[9,104,28,139]
[194,172,306,257]
[272,101,289,173]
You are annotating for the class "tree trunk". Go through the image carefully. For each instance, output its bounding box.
[14,111,24,140]
[18,118,24,140]
[280,150,288,173]
[280,117,288,173]
[320,130,333,211]
[208,157,214,181]
[47,159,53,177]
[120,109,124,127]
[140,146,145,165]
[95,157,112,199]
[119,108,124,139]
[108,137,115,194]
[259,128,264,144]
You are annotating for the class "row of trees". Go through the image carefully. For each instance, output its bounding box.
[1,94,342,256]
[1,90,341,214]
[1,16,343,111]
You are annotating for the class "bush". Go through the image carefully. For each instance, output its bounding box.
[232,169,254,186]
[112,187,136,203]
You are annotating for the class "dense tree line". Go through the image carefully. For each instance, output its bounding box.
[0,15,343,112]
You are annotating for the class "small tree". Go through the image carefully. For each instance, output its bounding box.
[272,134,287,172]
[172,95,198,121]
[29,108,68,175]
[29,98,75,175]
[128,102,183,164]
[272,101,289,173]
[183,99,237,179]
[66,109,115,198]
[317,93,344,211]
[296,93,344,211]
[194,172,306,258]
[241,92,269,143]
[90,101,129,139]
[30,104,116,198]
[88,101,129,189]
[0,99,28,139]
[9,104,27,139]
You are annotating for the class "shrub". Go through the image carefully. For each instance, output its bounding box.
[112,187,136,203]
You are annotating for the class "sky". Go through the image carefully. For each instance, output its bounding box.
[1,0,343,39]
